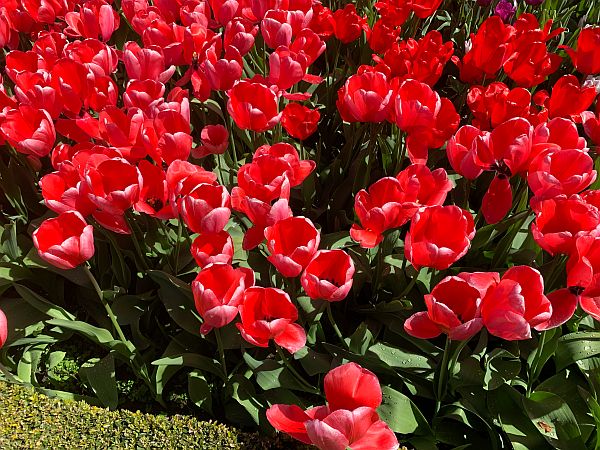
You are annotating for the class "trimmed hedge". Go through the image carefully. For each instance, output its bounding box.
[0,381,304,449]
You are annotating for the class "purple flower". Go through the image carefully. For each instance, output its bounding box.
[495,0,516,22]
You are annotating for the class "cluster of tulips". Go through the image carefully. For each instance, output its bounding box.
[1,0,600,447]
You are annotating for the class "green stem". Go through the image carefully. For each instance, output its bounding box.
[173,218,183,275]
[400,269,421,298]
[125,214,150,271]
[275,346,319,395]
[215,328,228,378]
[528,331,547,396]
[326,303,347,348]
[435,338,452,414]
[83,265,128,344]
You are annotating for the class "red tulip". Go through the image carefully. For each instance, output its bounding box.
[369,20,400,54]
[396,164,453,208]
[481,266,553,340]
[281,103,320,140]
[481,175,513,225]
[236,287,306,353]
[153,110,193,164]
[405,272,498,340]
[227,79,281,132]
[376,30,454,86]
[528,149,596,200]
[337,71,392,123]
[166,159,218,212]
[350,177,416,248]
[446,126,487,180]
[235,157,292,204]
[203,46,244,92]
[332,4,369,44]
[261,10,294,49]
[224,18,258,56]
[64,0,120,42]
[290,28,326,66]
[192,124,229,159]
[453,16,515,84]
[405,205,475,271]
[562,26,600,75]
[532,117,587,158]
[21,0,66,23]
[123,80,166,117]
[39,163,96,216]
[547,75,597,121]
[265,216,320,277]
[180,184,231,234]
[532,195,600,256]
[0,106,55,157]
[467,82,544,131]
[301,249,355,302]
[253,143,315,187]
[190,231,234,268]
[123,41,175,83]
[192,263,254,334]
[394,79,459,164]
[0,308,7,349]
[84,156,142,216]
[33,211,95,270]
[268,46,309,91]
[135,160,174,219]
[267,362,398,450]
[582,110,600,147]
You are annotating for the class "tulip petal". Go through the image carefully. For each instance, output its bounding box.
[404,311,442,339]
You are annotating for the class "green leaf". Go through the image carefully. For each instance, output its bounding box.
[14,284,76,321]
[79,354,118,409]
[368,342,434,372]
[523,391,587,450]
[555,332,600,371]
[487,385,548,449]
[152,353,225,380]
[483,349,521,390]
[227,374,263,426]
[377,385,431,435]
[148,270,202,335]
[188,370,212,414]
[17,344,46,385]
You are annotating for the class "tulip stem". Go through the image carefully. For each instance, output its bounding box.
[400,269,421,298]
[215,327,228,377]
[435,338,452,415]
[326,304,347,348]
[125,213,150,271]
[83,265,128,344]
[275,346,319,395]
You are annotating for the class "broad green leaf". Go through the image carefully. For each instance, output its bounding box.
[523,391,587,450]
[17,344,46,385]
[14,284,75,321]
[148,270,202,335]
[79,354,118,409]
[555,332,600,371]
[152,353,225,380]
[368,342,434,372]
[188,370,212,414]
[377,385,431,435]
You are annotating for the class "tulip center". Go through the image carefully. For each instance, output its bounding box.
[322,277,340,287]
[146,197,164,211]
[569,286,585,296]
[492,160,512,178]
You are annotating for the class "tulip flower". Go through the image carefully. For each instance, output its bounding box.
[180,184,231,234]
[190,231,234,268]
[281,103,320,140]
[33,211,95,270]
[236,287,306,353]
[192,263,254,334]
[192,125,229,159]
[0,106,56,157]
[0,308,7,349]
[227,80,281,132]
[337,71,392,123]
[405,272,499,340]
[301,250,355,302]
[265,216,320,277]
[267,363,399,450]
[562,26,600,75]
[405,205,475,270]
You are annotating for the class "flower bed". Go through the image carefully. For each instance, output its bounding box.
[1,0,600,449]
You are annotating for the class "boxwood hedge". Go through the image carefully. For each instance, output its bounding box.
[0,381,305,449]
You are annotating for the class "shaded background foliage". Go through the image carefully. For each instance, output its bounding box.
[1,0,600,449]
